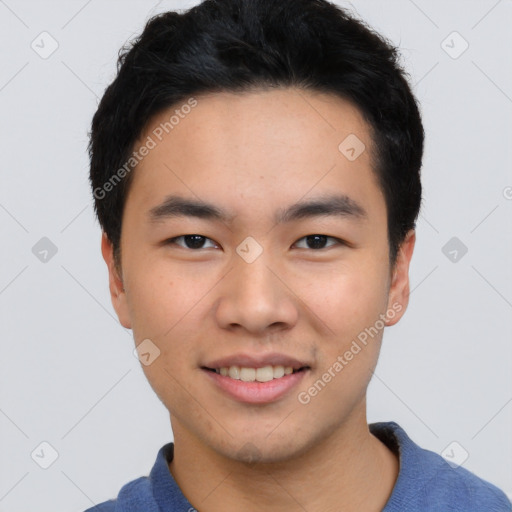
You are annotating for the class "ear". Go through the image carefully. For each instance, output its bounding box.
[101,232,132,329]
[385,229,416,327]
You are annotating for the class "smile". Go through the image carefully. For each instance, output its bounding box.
[206,365,307,382]
[202,365,310,404]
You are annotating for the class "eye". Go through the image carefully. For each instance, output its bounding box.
[164,234,344,251]
[293,234,343,250]
[165,235,218,250]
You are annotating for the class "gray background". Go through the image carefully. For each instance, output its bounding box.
[1,0,511,510]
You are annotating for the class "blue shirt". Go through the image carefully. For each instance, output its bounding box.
[86,421,511,511]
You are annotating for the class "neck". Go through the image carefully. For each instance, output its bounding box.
[168,407,399,512]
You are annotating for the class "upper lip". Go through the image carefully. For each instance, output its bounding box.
[203,352,311,370]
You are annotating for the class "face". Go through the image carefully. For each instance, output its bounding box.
[102,88,415,463]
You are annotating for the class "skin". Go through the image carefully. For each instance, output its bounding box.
[102,88,415,511]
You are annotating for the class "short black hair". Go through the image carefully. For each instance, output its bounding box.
[89,0,424,267]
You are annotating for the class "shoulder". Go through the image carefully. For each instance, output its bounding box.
[370,421,512,512]
[84,476,156,512]
[83,443,176,512]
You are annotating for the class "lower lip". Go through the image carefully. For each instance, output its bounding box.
[203,369,308,404]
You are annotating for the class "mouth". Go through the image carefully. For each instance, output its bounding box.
[200,355,311,404]
[202,364,310,382]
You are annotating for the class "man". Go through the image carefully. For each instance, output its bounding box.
[87,0,511,510]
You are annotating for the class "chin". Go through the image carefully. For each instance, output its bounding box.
[210,430,309,465]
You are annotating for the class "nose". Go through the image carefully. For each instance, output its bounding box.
[214,251,299,336]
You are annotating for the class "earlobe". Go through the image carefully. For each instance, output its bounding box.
[100,232,132,329]
[385,229,416,327]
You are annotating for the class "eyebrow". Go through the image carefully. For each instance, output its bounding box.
[148,194,367,225]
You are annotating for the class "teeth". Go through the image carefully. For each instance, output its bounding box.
[215,365,298,382]
[256,366,273,382]
[240,367,256,381]
[273,366,285,378]
[228,366,240,379]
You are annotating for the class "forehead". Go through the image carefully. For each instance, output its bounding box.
[126,87,383,220]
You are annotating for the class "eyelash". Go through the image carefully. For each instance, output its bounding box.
[164,234,346,251]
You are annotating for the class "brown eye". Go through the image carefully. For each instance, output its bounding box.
[166,235,218,249]
[294,235,342,250]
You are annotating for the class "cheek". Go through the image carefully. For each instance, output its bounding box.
[123,257,217,366]
[307,260,390,338]
[296,266,390,415]
[123,259,183,340]
[126,264,203,403]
